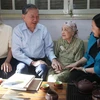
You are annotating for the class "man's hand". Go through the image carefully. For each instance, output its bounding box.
[31,60,47,67]
[1,62,12,73]
[51,58,62,71]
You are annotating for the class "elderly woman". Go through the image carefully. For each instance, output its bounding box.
[47,21,84,82]
[66,13,100,84]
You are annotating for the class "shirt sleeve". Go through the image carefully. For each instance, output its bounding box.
[44,28,56,62]
[12,27,32,65]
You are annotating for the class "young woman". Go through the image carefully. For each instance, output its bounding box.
[47,21,84,82]
[66,13,100,83]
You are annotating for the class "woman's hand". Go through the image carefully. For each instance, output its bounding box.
[70,66,83,72]
[64,62,78,69]
[54,68,62,74]
[1,62,12,73]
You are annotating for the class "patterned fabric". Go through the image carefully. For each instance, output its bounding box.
[47,37,84,82]
[65,21,78,32]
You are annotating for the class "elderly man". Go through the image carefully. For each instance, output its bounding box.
[12,4,62,80]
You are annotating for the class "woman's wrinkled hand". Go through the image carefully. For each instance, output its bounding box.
[64,62,78,69]
[70,66,83,72]
[54,69,62,74]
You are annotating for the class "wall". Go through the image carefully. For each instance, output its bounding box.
[3,19,91,40]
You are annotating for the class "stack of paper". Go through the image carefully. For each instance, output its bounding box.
[1,73,35,91]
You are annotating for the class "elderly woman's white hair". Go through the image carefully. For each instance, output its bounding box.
[65,21,78,36]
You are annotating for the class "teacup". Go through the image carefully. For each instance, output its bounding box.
[40,84,49,92]
[54,81,63,89]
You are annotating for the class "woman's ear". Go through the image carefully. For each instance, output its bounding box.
[72,31,75,36]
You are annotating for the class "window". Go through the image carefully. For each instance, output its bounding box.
[15,0,27,10]
[1,0,12,10]
[0,0,27,10]
[0,0,100,19]
[35,0,48,10]
[90,0,100,9]
[34,0,66,14]
[73,0,100,15]
[50,0,63,9]
[35,0,64,10]
[73,0,87,9]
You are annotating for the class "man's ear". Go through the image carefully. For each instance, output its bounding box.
[22,14,25,20]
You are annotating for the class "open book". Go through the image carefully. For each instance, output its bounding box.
[1,73,35,91]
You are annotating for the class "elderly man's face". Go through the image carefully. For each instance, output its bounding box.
[22,8,39,31]
[61,24,74,40]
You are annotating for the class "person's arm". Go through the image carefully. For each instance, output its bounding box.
[74,57,87,67]
[44,29,56,62]
[1,48,12,73]
[1,25,13,73]
[44,28,62,70]
[5,48,12,63]
[84,67,94,73]
[65,57,87,69]
[12,27,33,66]
[70,66,95,73]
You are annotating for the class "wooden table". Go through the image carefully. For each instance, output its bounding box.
[0,81,67,100]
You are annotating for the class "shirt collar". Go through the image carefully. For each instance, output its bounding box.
[22,22,41,32]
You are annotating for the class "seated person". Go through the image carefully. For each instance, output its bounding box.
[66,13,100,84]
[12,4,61,81]
[0,16,18,78]
[47,21,84,82]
